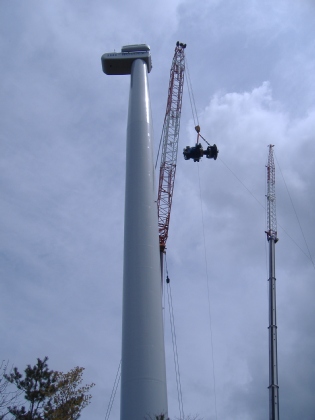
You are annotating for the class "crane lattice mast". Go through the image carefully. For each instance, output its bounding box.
[266,144,280,420]
[157,42,186,254]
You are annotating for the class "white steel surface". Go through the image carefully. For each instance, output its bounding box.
[120,58,168,419]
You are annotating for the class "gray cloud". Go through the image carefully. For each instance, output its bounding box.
[1,1,315,419]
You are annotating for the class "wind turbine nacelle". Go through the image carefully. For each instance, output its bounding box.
[101,44,152,75]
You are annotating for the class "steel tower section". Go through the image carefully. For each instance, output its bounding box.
[266,144,280,420]
[157,42,186,253]
[101,45,168,419]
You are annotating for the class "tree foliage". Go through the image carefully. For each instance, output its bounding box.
[5,357,57,419]
[0,361,22,420]
[45,367,94,420]
[3,357,94,420]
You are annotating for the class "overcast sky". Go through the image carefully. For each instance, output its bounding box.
[1,1,315,419]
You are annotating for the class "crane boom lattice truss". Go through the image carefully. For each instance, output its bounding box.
[157,42,186,252]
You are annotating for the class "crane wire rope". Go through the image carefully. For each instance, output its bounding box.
[165,255,185,419]
[185,56,218,419]
[274,152,315,271]
[219,157,265,209]
[197,164,218,420]
[104,359,121,420]
[185,56,199,128]
[218,156,315,268]
[186,54,314,269]
[163,264,167,327]
[155,120,164,169]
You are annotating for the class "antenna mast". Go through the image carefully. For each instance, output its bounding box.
[266,144,280,420]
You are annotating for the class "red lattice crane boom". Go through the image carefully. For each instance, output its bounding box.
[157,42,186,253]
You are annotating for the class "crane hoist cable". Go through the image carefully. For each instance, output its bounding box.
[183,57,219,163]
[185,56,199,128]
[104,360,121,420]
[196,164,218,420]
[165,256,185,419]
[156,43,186,419]
[156,43,219,420]
[186,56,219,418]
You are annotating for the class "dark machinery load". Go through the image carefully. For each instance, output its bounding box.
[183,143,218,162]
[183,125,218,162]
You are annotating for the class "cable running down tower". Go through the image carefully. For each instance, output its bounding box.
[266,144,280,420]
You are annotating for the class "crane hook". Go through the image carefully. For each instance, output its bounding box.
[183,126,219,162]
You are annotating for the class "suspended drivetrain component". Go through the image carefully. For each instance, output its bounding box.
[183,125,218,162]
[183,143,218,162]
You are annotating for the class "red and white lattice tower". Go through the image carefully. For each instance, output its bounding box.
[157,42,186,254]
[266,144,280,420]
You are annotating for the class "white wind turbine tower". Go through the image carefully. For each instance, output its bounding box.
[101,45,168,420]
